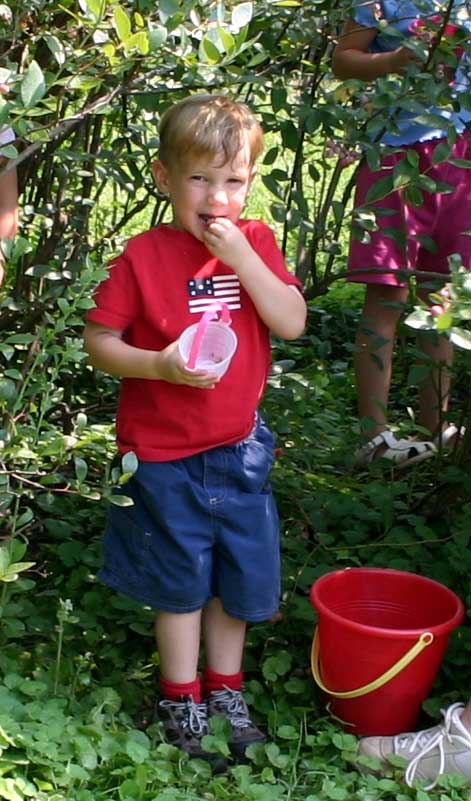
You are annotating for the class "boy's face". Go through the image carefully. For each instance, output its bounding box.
[152,143,255,242]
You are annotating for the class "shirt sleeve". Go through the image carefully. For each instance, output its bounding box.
[351,1,379,29]
[247,221,303,289]
[86,250,143,330]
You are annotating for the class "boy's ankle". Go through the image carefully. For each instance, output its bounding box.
[202,668,243,697]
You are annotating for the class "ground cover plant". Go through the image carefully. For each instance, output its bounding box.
[1,0,471,798]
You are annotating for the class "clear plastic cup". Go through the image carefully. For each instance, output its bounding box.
[178,302,238,378]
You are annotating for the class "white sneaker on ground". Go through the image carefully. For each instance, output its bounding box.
[355,430,436,469]
[358,703,471,789]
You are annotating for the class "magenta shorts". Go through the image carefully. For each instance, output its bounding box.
[348,132,471,286]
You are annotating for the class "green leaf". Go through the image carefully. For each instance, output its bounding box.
[280,120,299,150]
[323,784,349,801]
[218,26,235,54]
[103,43,116,58]
[404,309,433,330]
[118,779,141,801]
[382,227,406,248]
[406,148,419,168]
[271,85,287,114]
[407,364,431,385]
[125,730,150,764]
[114,6,132,42]
[331,200,345,226]
[449,157,471,168]
[262,650,292,680]
[435,310,453,331]
[74,457,88,483]
[148,25,167,50]
[392,156,417,189]
[125,31,149,54]
[15,508,33,528]
[159,0,179,20]
[109,494,134,507]
[91,686,122,713]
[20,61,46,108]
[1,561,35,582]
[415,234,437,253]
[85,0,105,21]
[449,326,471,350]
[43,34,66,66]
[18,679,47,697]
[365,175,394,204]
[9,540,27,562]
[0,144,16,159]
[432,140,451,164]
[403,185,424,206]
[276,724,299,740]
[231,2,253,30]
[0,777,25,801]
[121,451,138,476]
[0,547,10,575]
[0,378,16,404]
[75,735,98,770]
[200,35,221,63]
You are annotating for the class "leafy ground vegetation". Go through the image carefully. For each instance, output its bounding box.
[1,0,471,799]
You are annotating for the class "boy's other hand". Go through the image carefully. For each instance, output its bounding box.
[158,340,220,389]
[203,217,252,270]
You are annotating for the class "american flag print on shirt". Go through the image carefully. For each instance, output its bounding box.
[187,275,241,313]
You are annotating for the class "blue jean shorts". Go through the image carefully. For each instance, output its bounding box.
[99,416,280,622]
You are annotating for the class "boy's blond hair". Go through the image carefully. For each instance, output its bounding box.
[158,94,264,168]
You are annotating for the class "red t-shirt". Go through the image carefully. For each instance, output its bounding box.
[87,219,302,461]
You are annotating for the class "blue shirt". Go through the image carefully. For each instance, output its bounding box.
[351,0,471,145]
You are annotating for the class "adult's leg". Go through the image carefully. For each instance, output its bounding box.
[355,283,408,440]
[416,331,454,435]
[415,288,454,436]
[0,166,18,287]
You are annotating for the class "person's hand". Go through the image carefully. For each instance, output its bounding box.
[156,339,220,389]
[389,45,422,73]
[203,217,252,271]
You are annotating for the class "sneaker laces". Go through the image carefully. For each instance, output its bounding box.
[395,703,471,790]
[210,688,252,729]
[160,697,208,736]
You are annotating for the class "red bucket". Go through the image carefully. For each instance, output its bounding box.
[310,568,465,735]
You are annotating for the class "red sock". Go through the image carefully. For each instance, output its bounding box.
[202,668,243,697]
[159,676,202,703]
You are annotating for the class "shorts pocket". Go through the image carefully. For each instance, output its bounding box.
[234,420,275,494]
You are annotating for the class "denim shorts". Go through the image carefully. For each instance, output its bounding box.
[99,416,280,622]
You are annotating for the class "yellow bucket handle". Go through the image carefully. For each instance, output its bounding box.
[311,627,434,699]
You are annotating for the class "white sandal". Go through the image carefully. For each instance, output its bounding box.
[434,424,466,449]
[356,430,437,469]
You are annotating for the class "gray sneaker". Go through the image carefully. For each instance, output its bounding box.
[358,703,471,789]
[157,694,228,769]
[207,688,266,760]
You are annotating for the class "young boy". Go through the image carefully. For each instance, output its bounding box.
[83,94,307,764]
